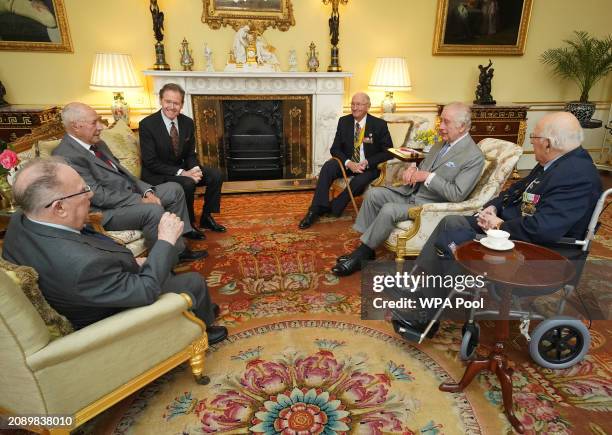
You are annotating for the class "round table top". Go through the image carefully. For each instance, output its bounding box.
[454,240,575,289]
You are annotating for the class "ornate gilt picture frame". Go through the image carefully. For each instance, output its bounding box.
[202,0,295,33]
[0,0,72,52]
[433,0,532,55]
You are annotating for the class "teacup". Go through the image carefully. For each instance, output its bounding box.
[486,229,511,248]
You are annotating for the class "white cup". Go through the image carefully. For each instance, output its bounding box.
[486,229,510,248]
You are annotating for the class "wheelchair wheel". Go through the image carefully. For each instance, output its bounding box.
[529,316,590,369]
[460,322,480,360]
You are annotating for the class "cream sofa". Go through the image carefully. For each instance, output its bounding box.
[11,117,146,256]
[0,260,209,435]
[383,138,523,259]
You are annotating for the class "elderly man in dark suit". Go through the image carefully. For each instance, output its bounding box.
[394,111,603,338]
[52,102,206,262]
[299,92,394,229]
[139,83,225,239]
[2,157,227,344]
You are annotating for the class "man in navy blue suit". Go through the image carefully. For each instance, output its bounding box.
[299,92,393,229]
[396,111,603,337]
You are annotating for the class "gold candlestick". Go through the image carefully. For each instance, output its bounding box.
[322,0,348,72]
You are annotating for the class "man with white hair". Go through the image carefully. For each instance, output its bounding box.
[393,111,603,338]
[52,102,206,262]
[332,102,484,276]
[2,158,227,344]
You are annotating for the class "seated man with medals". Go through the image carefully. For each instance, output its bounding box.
[395,111,602,338]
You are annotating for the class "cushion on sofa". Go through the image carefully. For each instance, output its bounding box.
[0,257,74,339]
[100,119,141,177]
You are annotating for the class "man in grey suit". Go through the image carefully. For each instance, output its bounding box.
[52,102,206,262]
[332,102,485,276]
[2,158,227,344]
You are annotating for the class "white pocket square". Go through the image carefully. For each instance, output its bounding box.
[445,161,456,167]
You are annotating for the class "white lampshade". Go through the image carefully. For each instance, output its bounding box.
[90,53,142,90]
[369,57,412,91]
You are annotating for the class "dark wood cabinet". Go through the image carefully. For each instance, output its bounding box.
[0,105,60,143]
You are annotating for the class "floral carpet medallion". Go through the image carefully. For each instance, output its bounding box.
[116,321,482,435]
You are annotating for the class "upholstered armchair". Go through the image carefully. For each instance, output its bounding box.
[383,138,523,259]
[0,261,209,435]
[11,118,147,256]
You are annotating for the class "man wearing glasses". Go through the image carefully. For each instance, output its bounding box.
[52,102,206,262]
[298,92,394,229]
[2,158,228,344]
[392,111,602,338]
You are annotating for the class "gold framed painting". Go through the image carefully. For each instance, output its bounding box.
[433,0,533,55]
[0,0,72,52]
[202,0,295,33]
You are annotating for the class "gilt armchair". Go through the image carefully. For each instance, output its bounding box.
[0,261,209,435]
[383,138,523,259]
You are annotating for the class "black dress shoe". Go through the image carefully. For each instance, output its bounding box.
[178,248,209,262]
[212,303,220,319]
[336,254,351,263]
[392,318,440,341]
[331,256,365,276]
[206,325,228,345]
[184,229,206,240]
[299,211,318,229]
[200,214,226,232]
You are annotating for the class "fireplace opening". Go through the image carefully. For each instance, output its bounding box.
[226,111,283,181]
[192,94,312,192]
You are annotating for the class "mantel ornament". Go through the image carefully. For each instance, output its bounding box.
[322,0,348,72]
[225,25,279,72]
[179,38,194,71]
[202,0,295,34]
[149,0,170,70]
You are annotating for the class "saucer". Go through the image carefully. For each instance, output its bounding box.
[479,237,514,251]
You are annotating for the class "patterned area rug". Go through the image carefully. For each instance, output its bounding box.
[101,191,611,435]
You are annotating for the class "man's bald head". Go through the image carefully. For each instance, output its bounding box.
[13,157,67,215]
[538,112,583,153]
[61,102,104,145]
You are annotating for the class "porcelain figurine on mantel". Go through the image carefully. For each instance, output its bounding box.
[179,38,194,71]
[288,49,298,72]
[225,25,280,72]
[204,43,214,72]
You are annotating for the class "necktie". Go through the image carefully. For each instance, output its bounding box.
[90,144,115,169]
[170,121,180,155]
[431,142,450,167]
[352,122,363,163]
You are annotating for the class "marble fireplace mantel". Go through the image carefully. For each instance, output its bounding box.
[143,70,351,175]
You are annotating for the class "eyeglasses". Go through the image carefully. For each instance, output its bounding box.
[351,102,368,107]
[44,185,91,208]
[529,134,549,141]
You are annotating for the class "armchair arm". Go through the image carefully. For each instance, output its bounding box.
[381,159,417,187]
[27,293,201,371]
[87,212,127,246]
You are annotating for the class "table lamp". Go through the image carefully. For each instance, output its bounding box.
[90,53,142,124]
[369,57,412,113]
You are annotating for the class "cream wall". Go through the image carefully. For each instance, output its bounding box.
[0,0,610,109]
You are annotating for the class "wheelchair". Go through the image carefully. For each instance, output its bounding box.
[395,188,611,370]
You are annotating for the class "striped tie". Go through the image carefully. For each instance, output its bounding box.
[352,123,361,162]
[170,121,180,155]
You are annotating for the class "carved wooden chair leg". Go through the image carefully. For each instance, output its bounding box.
[189,335,210,385]
[332,157,359,214]
[396,234,408,264]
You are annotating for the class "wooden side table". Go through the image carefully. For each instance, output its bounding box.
[0,105,60,143]
[440,240,575,433]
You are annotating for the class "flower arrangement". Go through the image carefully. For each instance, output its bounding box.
[413,129,441,151]
[0,139,20,185]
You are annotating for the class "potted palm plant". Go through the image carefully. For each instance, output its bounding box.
[540,31,612,127]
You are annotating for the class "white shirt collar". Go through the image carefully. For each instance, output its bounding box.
[355,114,367,130]
[543,154,562,171]
[27,216,81,234]
[449,132,469,147]
[69,134,96,153]
[161,111,178,133]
